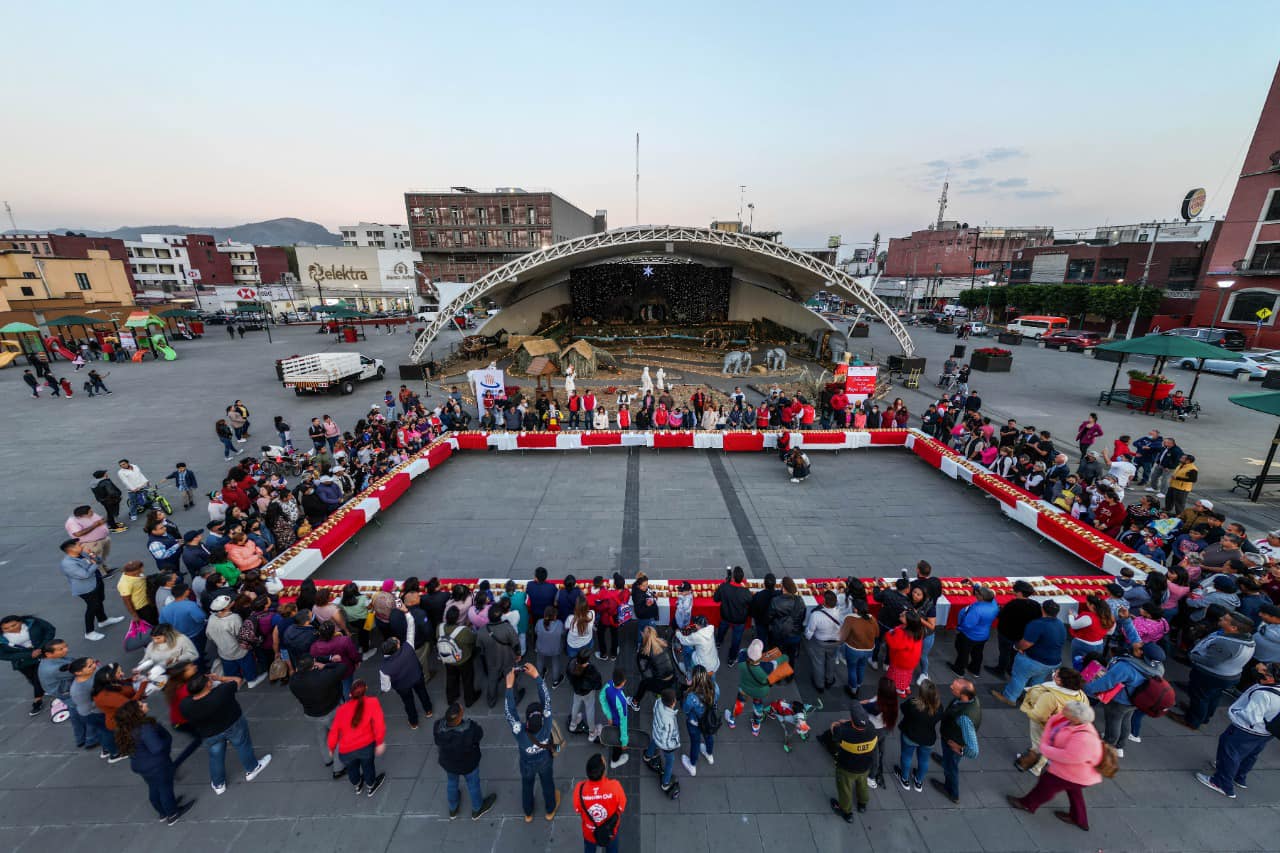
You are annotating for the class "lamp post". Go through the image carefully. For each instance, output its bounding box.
[1213,279,1235,327]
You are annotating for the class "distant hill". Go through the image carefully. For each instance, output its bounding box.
[7,218,341,246]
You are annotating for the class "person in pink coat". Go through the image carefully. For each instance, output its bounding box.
[1007,701,1104,831]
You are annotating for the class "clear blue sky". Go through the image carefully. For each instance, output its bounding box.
[6,1,1277,247]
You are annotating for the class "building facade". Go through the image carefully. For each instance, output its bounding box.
[292,245,419,311]
[0,248,135,325]
[1,233,137,292]
[126,234,192,301]
[340,222,410,249]
[1193,61,1280,347]
[885,222,1055,281]
[404,187,604,288]
[1011,222,1217,290]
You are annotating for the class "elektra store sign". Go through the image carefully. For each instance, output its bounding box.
[308,263,369,284]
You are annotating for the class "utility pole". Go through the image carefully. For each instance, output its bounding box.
[968,228,980,293]
[3,201,17,232]
[1124,221,1161,338]
[634,133,640,226]
[935,179,949,231]
[738,185,746,224]
[747,203,755,232]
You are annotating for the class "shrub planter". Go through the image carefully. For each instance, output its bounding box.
[1127,378,1175,401]
[996,332,1023,346]
[847,324,869,338]
[936,323,954,334]
[971,352,1013,372]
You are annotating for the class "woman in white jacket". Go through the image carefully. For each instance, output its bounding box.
[676,616,719,679]
[134,624,198,682]
[592,407,610,430]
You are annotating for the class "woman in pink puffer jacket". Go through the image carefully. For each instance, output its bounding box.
[1006,701,1105,831]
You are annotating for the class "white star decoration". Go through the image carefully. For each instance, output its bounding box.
[642,265,654,277]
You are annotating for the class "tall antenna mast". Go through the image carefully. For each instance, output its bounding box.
[3,201,16,232]
[738,185,746,223]
[634,133,640,226]
[935,176,949,230]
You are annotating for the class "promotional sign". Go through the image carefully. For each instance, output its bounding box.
[845,365,877,402]
[1181,187,1206,222]
[467,366,506,406]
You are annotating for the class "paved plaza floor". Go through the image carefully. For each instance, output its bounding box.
[1,325,1278,851]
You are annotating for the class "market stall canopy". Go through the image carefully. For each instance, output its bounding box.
[323,306,372,319]
[1229,390,1280,502]
[1095,334,1244,360]
[46,315,108,326]
[157,308,201,318]
[0,322,40,333]
[123,312,165,328]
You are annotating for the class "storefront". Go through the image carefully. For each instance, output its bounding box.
[293,246,419,312]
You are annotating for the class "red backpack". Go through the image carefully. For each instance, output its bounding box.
[1131,676,1176,717]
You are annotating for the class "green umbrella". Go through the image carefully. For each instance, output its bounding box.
[45,315,106,326]
[323,306,372,319]
[0,322,40,333]
[1095,334,1244,407]
[157,308,201,318]
[1229,391,1280,502]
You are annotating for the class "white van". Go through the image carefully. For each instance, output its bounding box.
[415,304,440,323]
[1005,315,1069,339]
[941,304,969,318]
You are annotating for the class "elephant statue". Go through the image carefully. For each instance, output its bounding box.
[765,347,787,370]
[722,350,752,374]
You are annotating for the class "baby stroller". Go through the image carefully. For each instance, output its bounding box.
[766,697,822,752]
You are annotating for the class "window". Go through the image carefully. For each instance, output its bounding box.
[75,272,91,290]
[1065,259,1095,282]
[478,231,489,247]
[1098,258,1127,281]
[476,207,489,224]
[504,230,515,247]
[501,206,512,224]
[20,286,34,296]
[1167,257,1200,281]
[452,230,463,246]
[424,209,437,225]
[450,206,462,225]
[1009,261,1031,282]
[1265,190,1280,222]
[23,271,36,279]
[1248,242,1280,271]
[527,206,537,225]
[42,243,51,254]
[427,232,438,248]
[528,230,540,247]
[1226,289,1280,324]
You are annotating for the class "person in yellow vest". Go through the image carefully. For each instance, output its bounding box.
[1166,454,1198,516]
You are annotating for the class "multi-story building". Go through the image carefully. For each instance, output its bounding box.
[404,187,604,288]
[1010,221,1217,290]
[126,234,192,301]
[1,232,136,292]
[885,222,1054,281]
[340,222,410,249]
[0,247,135,325]
[1193,61,1280,346]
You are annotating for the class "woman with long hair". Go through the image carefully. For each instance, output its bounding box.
[633,626,676,708]
[767,577,807,672]
[681,664,720,776]
[92,663,143,739]
[565,596,596,658]
[896,679,944,792]
[883,611,925,697]
[839,598,879,698]
[161,661,204,767]
[115,699,194,824]
[327,680,387,796]
[1067,595,1115,670]
[339,582,373,657]
[862,674,900,787]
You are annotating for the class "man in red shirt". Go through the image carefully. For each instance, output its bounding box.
[573,753,626,852]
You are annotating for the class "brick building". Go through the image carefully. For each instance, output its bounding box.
[885,222,1054,281]
[1193,61,1280,347]
[404,187,604,289]
[1,233,136,292]
[254,245,291,287]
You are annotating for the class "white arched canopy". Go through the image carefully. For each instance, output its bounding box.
[409,225,914,363]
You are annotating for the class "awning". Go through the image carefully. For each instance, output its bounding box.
[0,322,40,333]
[123,312,165,328]
[1095,334,1243,360]
[46,315,109,326]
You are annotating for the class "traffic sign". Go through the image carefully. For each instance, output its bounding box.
[1258,307,1273,320]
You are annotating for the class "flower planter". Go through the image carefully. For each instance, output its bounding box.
[996,332,1023,346]
[971,353,1013,372]
[1127,379,1175,403]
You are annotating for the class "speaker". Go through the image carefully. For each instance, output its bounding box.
[398,364,425,380]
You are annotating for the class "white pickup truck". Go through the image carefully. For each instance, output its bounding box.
[280,352,385,395]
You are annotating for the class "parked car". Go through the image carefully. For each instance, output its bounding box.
[961,321,989,336]
[1162,326,1247,351]
[1041,329,1104,350]
[1176,352,1280,379]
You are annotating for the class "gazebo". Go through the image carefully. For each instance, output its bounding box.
[1229,391,1280,502]
[1095,334,1243,412]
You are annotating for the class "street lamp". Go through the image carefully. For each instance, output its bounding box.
[1213,279,1236,328]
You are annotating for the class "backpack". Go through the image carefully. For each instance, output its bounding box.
[237,615,261,650]
[699,697,722,735]
[1130,676,1176,718]
[436,626,464,664]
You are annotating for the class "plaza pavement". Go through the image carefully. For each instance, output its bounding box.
[1,323,1278,851]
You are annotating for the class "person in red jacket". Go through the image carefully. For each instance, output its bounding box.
[582,392,597,417]
[567,393,582,429]
[327,680,387,796]
[653,404,669,429]
[800,399,816,430]
[220,478,252,513]
[573,753,627,852]
[756,403,770,429]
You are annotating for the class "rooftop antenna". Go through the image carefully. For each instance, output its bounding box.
[738,185,746,223]
[634,133,640,226]
[935,175,949,231]
[3,201,16,232]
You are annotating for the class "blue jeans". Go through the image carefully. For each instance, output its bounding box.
[715,622,745,662]
[843,647,873,692]
[138,763,177,818]
[1001,654,1056,705]
[637,618,658,638]
[687,720,714,762]
[643,742,675,786]
[340,743,377,787]
[447,767,484,813]
[940,744,962,800]
[585,838,620,853]
[219,436,236,459]
[204,715,259,787]
[919,633,936,677]
[519,758,556,817]
[1210,724,1270,796]
[899,732,930,784]
[220,654,257,682]
[1070,638,1104,671]
[68,703,94,748]
[85,712,116,755]
[1130,711,1145,738]
[1187,668,1236,729]
[127,490,147,518]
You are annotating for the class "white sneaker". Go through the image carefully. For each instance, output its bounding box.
[701,743,714,765]
[362,648,377,661]
[84,631,105,641]
[237,438,247,443]
[211,782,226,795]
[245,754,272,781]
[98,617,125,627]
[681,755,697,777]
[610,753,629,769]
[1115,748,1125,758]
[1144,487,1155,493]
[247,673,268,688]
[1127,734,1142,743]
[1154,493,1165,500]
[790,478,800,483]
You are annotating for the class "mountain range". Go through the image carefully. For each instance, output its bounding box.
[5,218,341,246]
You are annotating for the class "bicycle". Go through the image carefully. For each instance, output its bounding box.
[134,483,173,516]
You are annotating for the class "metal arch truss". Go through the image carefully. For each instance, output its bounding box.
[409,226,915,363]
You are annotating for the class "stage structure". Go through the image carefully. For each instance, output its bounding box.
[408,226,914,363]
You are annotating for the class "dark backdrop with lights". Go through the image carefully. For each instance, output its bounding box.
[568,263,731,324]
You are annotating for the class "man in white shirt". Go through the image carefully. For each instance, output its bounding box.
[116,459,149,521]
[1108,454,1137,493]
[804,591,844,695]
[1252,530,1280,562]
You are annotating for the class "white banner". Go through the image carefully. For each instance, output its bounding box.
[467,367,506,409]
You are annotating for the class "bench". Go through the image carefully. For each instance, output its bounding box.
[1097,389,1146,407]
[1232,474,1280,494]
[1159,400,1202,421]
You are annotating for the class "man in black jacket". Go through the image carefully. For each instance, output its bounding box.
[984,581,1041,680]
[282,610,318,663]
[749,573,779,651]
[91,470,127,532]
[713,566,753,663]
[288,654,347,778]
[824,702,878,822]
[434,702,497,820]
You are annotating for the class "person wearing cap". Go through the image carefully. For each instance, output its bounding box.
[1007,700,1102,831]
[1075,451,1105,486]
[504,662,560,822]
[724,638,786,736]
[822,702,877,822]
[1197,661,1280,798]
[1084,643,1165,756]
[206,595,266,688]
[1179,498,1215,532]
[1171,612,1257,730]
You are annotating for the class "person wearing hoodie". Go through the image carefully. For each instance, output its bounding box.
[749,573,779,651]
[1015,667,1087,774]
[1170,612,1257,730]
[1188,574,1241,624]
[725,639,785,736]
[504,663,560,822]
[951,586,999,678]
[713,567,753,662]
[378,627,433,729]
[1196,662,1280,798]
[767,577,807,666]
[1252,605,1280,666]
[478,602,520,708]
[642,687,681,796]
[599,668,632,768]
[676,616,718,680]
[434,701,497,819]
[1006,701,1104,832]
[1084,644,1165,755]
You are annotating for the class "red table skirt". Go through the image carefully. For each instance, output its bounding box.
[722,432,764,451]
[653,431,695,448]
[426,441,454,467]
[581,432,624,446]
[516,433,558,448]
[1036,514,1121,567]
[454,433,489,450]
[310,509,368,558]
[912,438,944,468]
[798,431,846,444]
[372,472,411,509]
[869,429,910,445]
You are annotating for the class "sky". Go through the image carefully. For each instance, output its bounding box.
[5,1,1278,249]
